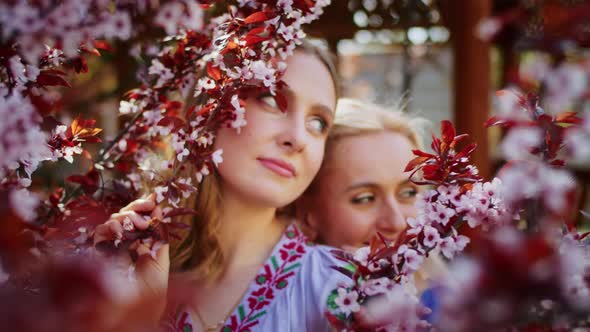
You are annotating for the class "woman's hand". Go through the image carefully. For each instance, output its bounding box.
[93,194,171,318]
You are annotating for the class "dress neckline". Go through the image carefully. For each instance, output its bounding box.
[174,223,312,332]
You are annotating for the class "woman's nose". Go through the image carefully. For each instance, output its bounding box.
[277,112,306,153]
[376,197,407,237]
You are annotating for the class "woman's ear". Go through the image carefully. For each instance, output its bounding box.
[294,196,320,241]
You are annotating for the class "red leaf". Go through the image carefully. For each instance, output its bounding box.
[404,156,430,172]
[454,143,477,161]
[244,11,268,24]
[185,105,197,118]
[411,149,436,158]
[66,169,100,195]
[41,69,67,76]
[246,26,267,37]
[441,120,456,143]
[484,116,507,128]
[93,40,112,52]
[206,62,222,81]
[157,116,184,129]
[36,73,71,87]
[555,111,583,124]
[197,103,216,117]
[71,57,88,73]
[550,159,565,167]
[49,188,64,207]
[449,133,469,149]
[274,93,288,112]
[245,35,270,46]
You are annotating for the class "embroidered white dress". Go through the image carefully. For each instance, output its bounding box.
[170,223,350,332]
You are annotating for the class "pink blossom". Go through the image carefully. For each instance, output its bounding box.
[440,233,470,260]
[250,60,276,88]
[501,126,543,160]
[119,100,141,115]
[154,1,203,35]
[519,52,551,83]
[360,277,391,296]
[230,95,247,130]
[100,11,132,40]
[211,149,223,166]
[403,249,424,273]
[406,215,426,235]
[148,59,174,88]
[565,110,590,162]
[353,246,371,265]
[494,89,530,122]
[154,2,184,34]
[154,186,169,203]
[422,225,441,248]
[427,203,455,226]
[544,63,587,113]
[196,77,216,94]
[195,164,210,183]
[559,240,590,310]
[476,18,501,41]
[358,283,426,330]
[0,94,51,182]
[9,189,39,222]
[334,288,361,315]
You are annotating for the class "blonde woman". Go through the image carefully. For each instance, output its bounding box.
[298,98,447,319]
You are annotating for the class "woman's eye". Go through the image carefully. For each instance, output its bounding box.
[308,116,328,134]
[259,95,278,109]
[351,193,375,204]
[398,187,418,200]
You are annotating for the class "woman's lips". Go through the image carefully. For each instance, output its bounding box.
[257,158,296,178]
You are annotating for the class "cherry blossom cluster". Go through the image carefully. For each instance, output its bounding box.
[429,86,589,330]
[0,1,140,190]
[434,227,590,332]
[487,90,582,220]
[0,1,214,192]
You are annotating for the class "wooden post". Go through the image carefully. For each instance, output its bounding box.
[444,0,492,180]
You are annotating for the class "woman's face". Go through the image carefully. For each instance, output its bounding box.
[304,131,420,249]
[214,51,336,208]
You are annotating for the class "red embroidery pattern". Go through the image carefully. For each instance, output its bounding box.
[221,224,309,332]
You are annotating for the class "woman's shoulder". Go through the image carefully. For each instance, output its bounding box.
[302,243,347,273]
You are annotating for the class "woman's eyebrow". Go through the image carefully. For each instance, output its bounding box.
[345,182,378,192]
[280,85,334,119]
[398,179,413,186]
[312,104,334,121]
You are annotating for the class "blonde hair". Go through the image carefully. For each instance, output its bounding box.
[327,98,427,151]
[169,40,340,281]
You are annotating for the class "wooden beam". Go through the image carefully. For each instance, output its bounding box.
[444,0,492,180]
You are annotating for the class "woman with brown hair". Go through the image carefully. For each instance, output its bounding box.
[96,41,351,332]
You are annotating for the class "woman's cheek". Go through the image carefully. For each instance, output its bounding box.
[401,204,418,219]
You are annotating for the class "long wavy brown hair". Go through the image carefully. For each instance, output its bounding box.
[169,39,340,282]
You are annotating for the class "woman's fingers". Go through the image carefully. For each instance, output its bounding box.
[110,210,151,230]
[120,195,156,213]
[93,220,123,245]
[151,206,163,220]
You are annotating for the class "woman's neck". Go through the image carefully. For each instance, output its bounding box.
[216,192,287,273]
